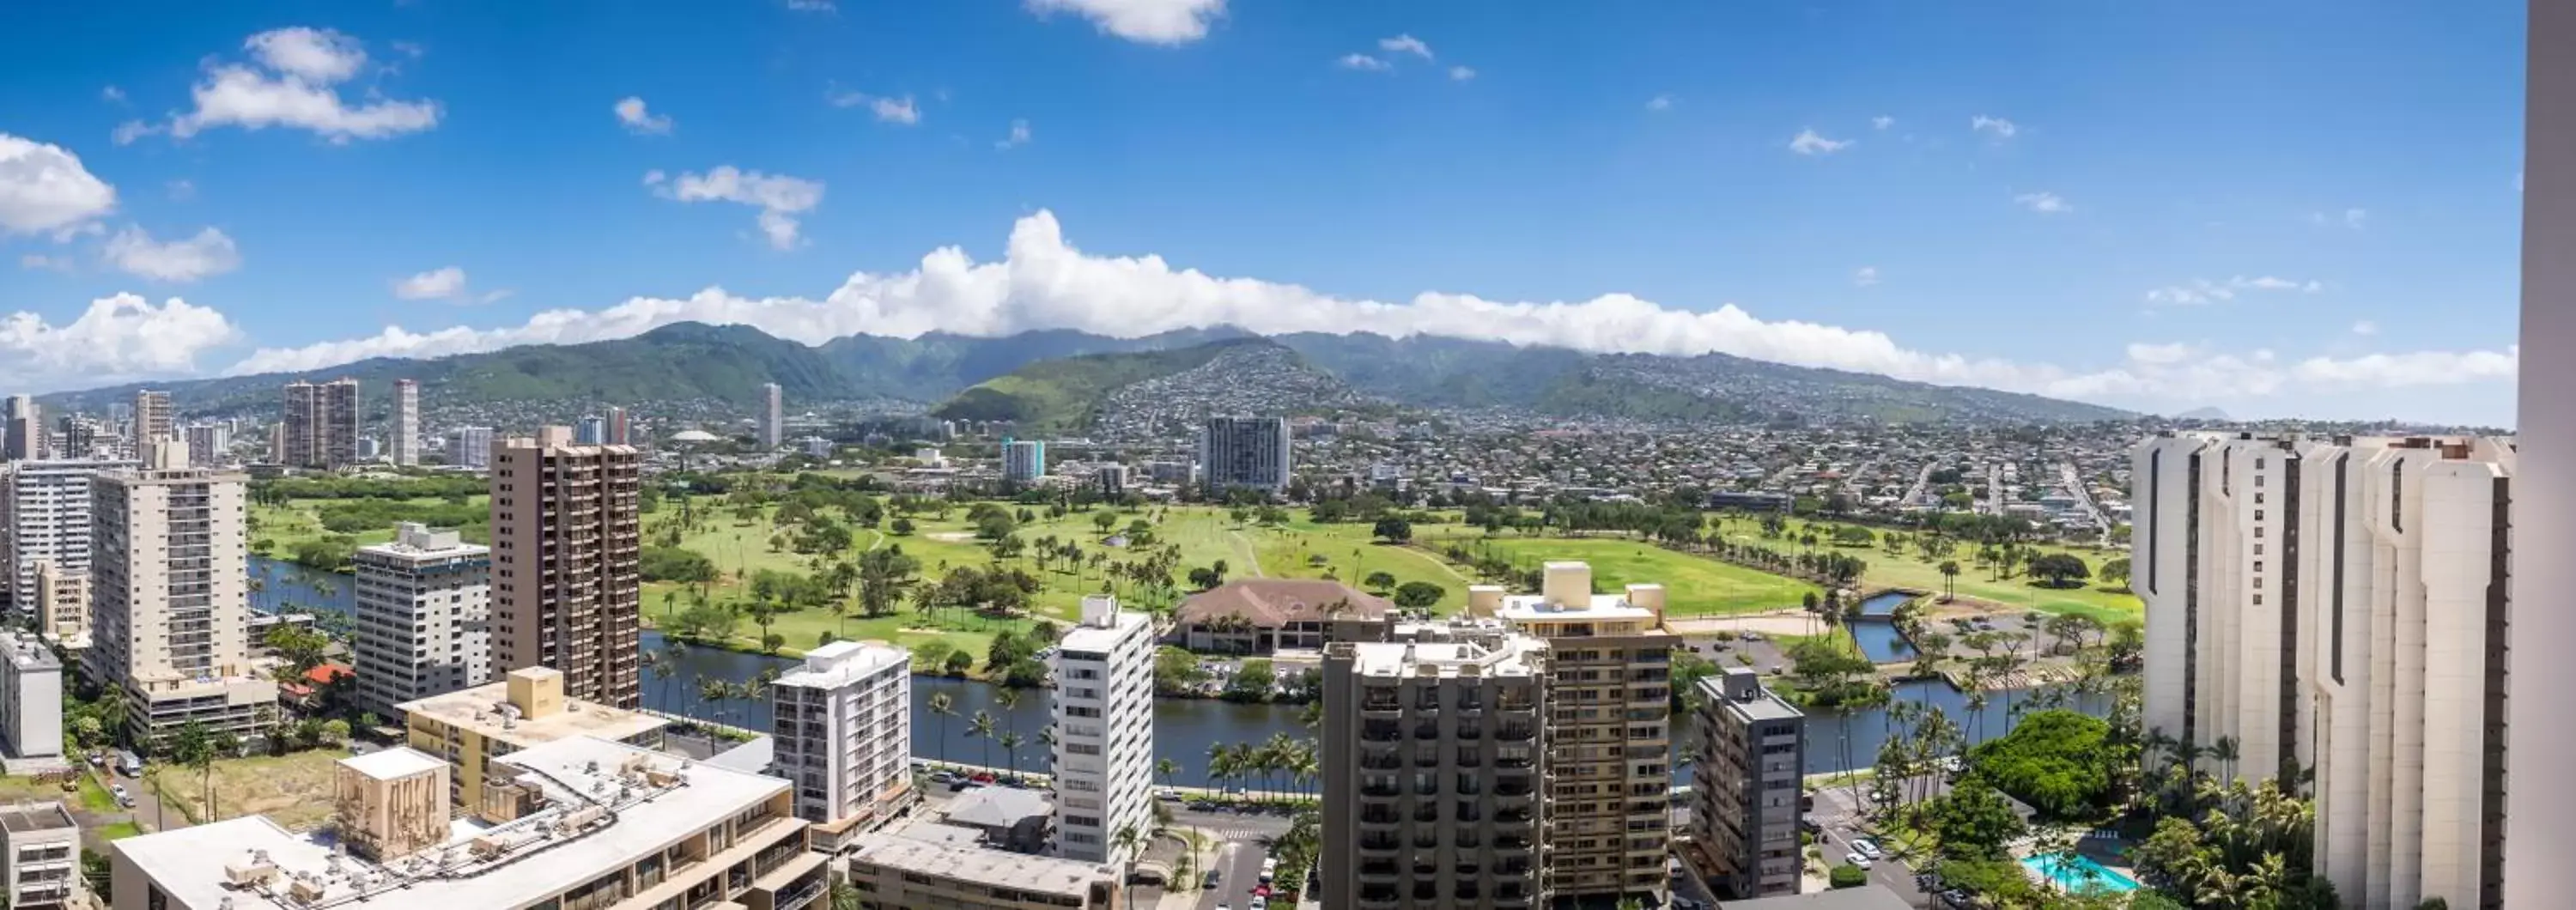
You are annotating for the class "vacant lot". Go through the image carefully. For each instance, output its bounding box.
[152,749,350,828]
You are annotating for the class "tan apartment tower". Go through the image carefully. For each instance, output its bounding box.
[87,440,276,743]
[390,379,419,466]
[489,427,642,707]
[1490,561,1677,906]
[131,391,173,445]
[281,379,360,470]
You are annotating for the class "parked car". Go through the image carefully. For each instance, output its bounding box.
[1850,837,1883,859]
[1204,869,1221,889]
[928,771,958,785]
[1248,898,1267,910]
[1156,787,1183,802]
[1850,854,1874,871]
[947,780,977,792]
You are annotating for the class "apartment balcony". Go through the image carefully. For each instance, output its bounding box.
[1361,807,1400,826]
[1357,858,1400,880]
[1361,781,1400,798]
[1498,725,1536,742]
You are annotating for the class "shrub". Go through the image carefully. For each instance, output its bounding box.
[1828,864,1868,889]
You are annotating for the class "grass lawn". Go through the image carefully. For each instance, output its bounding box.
[151,749,351,828]
[1714,516,2142,622]
[99,820,146,840]
[1242,518,1470,609]
[249,495,490,556]
[1411,527,1824,616]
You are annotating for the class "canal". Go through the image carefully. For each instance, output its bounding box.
[253,556,2111,780]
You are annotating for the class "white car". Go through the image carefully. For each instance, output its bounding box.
[1155,787,1182,802]
[1850,837,1883,859]
[1249,899,1268,910]
[1849,854,1874,870]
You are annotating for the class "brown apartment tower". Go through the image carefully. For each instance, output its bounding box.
[489,426,643,708]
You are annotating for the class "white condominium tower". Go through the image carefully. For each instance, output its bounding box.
[1198,416,1292,496]
[447,426,494,470]
[88,441,275,743]
[1051,595,1154,864]
[3,396,39,462]
[391,379,419,466]
[0,458,132,619]
[2134,432,2513,910]
[769,640,913,852]
[760,382,784,449]
[131,390,173,444]
[352,522,492,721]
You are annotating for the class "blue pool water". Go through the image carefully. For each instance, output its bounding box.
[2021,854,2141,894]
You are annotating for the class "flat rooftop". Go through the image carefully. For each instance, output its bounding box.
[775,640,908,689]
[1698,676,1804,723]
[340,747,447,780]
[1346,636,1545,679]
[1496,592,1659,623]
[1060,610,1151,652]
[0,802,75,833]
[848,831,1115,899]
[115,737,789,910]
[397,681,667,746]
[0,634,59,671]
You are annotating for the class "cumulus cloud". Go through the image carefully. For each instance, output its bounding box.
[124,27,440,144]
[1378,34,1432,60]
[0,134,117,237]
[102,227,241,282]
[1852,266,1879,288]
[1449,66,1477,82]
[1788,128,1851,155]
[645,167,823,250]
[997,119,1032,150]
[2351,320,2379,336]
[392,266,470,300]
[1971,114,2017,138]
[2143,276,2323,306]
[829,90,920,124]
[213,209,2515,413]
[0,294,240,391]
[2013,191,2070,214]
[1337,53,1390,72]
[614,97,673,134]
[1025,0,1224,45]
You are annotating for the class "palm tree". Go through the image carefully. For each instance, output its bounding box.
[927,691,957,764]
[968,711,997,772]
[998,731,1024,780]
[994,689,1023,774]
[2211,736,2242,785]
[1113,823,1145,908]
[696,675,728,725]
[1937,560,1961,601]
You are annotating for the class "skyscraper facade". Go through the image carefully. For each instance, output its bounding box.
[1686,668,1806,900]
[3,396,38,462]
[489,427,642,708]
[1198,416,1292,496]
[1002,439,1046,485]
[760,382,783,448]
[391,379,419,467]
[0,458,134,620]
[182,424,228,466]
[131,390,173,444]
[605,406,630,446]
[282,379,361,470]
[1050,596,1154,864]
[574,416,607,446]
[769,640,914,852]
[447,426,495,470]
[87,442,274,743]
[352,522,491,721]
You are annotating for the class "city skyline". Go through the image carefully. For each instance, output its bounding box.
[0,1,2529,425]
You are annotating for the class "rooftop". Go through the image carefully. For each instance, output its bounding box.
[1062,608,1152,653]
[1495,592,1658,622]
[114,737,789,910]
[340,747,447,781]
[848,832,1116,899]
[1719,884,1913,910]
[0,802,75,833]
[942,786,1052,829]
[395,680,666,748]
[775,640,908,690]
[1698,674,1803,723]
[0,634,60,671]
[1172,579,1394,628]
[1344,634,1546,679]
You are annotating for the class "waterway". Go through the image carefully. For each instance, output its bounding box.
[258,556,2110,778]
[1855,590,1916,619]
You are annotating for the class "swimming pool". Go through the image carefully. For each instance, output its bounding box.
[2021,854,2141,893]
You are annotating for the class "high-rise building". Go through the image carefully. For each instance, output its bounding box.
[281,379,361,470]
[1320,628,1552,910]
[353,523,492,721]
[1049,596,1154,864]
[87,441,275,743]
[605,406,630,446]
[760,382,784,448]
[182,424,228,466]
[53,417,95,460]
[2516,6,2574,902]
[1095,464,1127,497]
[574,416,607,446]
[131,390,173,444]
[489,427,643,708]
[769,640,914,852]
[0,633,64,763]
[447,426,494,470]
[1002,439,1046,485]
[1686,667,1806,900]
[3,396,39,462]
[2136,432,2515,910]
[0,458,133,619]
[1489,561,1676,904]
[391,379,419,467]
[1198,416,1292,496]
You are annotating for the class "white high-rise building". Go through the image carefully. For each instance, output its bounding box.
[447,426,493,470]
[0,458,133,619]
[575,416,608,446]
[390,379,419,467]
[1002,440,1046,485]
[0,633,64,763]
[352,523,491,721]
[88,441,275,743]
[1198,416,1292,496]
[131,391,173,445]
[2135,432,2514,910]
[3,396,38,462]
[1050,595,1154,864]
[2516,5,2576,904]
[183,425,228,466]
[769,640,912,853]
[760,382,784,449]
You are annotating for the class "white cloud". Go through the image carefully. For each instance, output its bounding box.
[392,266,471,300]
[2344,207,2368,228]
[2142,275,2323,306]
[2292,348,2517,389]
[1970,114,2017,138]
[1449,66,1476,82]
[645,167,823,251]
[2013,191,2070,214]
[1788,128,1851,155]
[1337,53,1390,72]
[0,134,118,237]
[1378,34,1433,60]
[1024,0,1224,45]
[166,179,196,202]
[2351,320,2379,336]
[997,119,1032,150]
[101,86,125,104]
[1852,266,1879,287]
[0,294,240,391]
[1646,94,1674,112]
[1871,115,1893,130]
[19,254,70,271]
[831,91,921,125]
[128,27,440,143]
[613,96,673,134]
[102,226,242,282]
[786,0,836,9]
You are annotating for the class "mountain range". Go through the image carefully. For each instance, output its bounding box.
[36,322,2135,427]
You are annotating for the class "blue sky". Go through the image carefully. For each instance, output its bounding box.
[0,0,2528,424]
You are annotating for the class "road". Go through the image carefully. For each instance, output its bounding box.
[1810,779,1938,907]
[1190,840,1272,910]
[1899,460,1937,508]
[2058,462,2111,535]
[1982,464,2004,515]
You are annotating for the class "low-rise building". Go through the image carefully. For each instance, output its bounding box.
[28,562,84,651]
[111,736,826,910]
[1170,579,1394,654]
[0,802,78,910]
[332,749,449,861]
[843,833,1122,909]
[398,666,668,804]
[0,634,62,767]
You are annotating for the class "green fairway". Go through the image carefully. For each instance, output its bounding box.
[1412,526,1822,616]
[1713,516,2141,622]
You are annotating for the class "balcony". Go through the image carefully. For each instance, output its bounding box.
[1413,724,1440,740]
[1358,858,1399,879]
[1361,781,1399,798]
[1361,723,1401,743]
[1362,807,1400,825]
[1499,725,1536,742]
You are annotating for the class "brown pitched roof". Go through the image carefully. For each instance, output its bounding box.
[1174,579,1394,628]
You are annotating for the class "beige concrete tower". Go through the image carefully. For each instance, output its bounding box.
[88,441,274,743]
[488,427,642,708]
